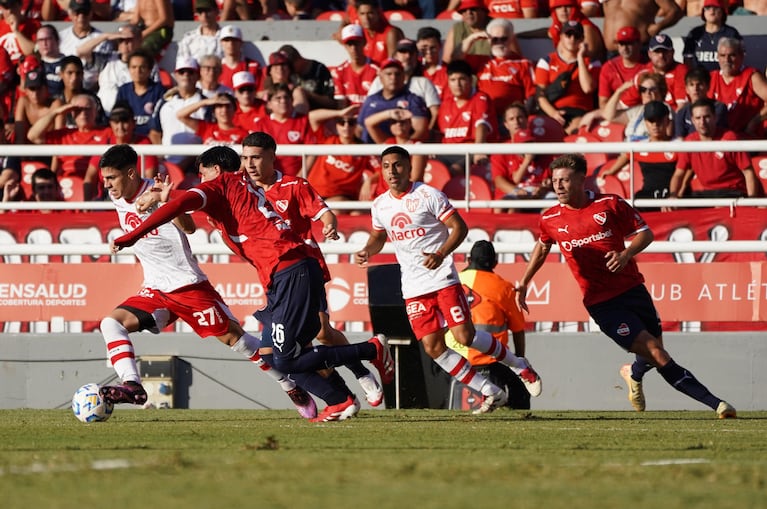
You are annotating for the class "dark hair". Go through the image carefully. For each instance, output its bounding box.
[503,101,528,116]
[381,145,410,159]
[550,153,587,175]
[59,55,83,72]
[109,100,134,122]
[467,240,497,271]
[196,145,241,173]
[99,144,138,171]
[214,92,236,108]
[690,97,716,114]
[416,26,442,42]
[242,131,277,152]
[127,48,154,67]
[446,59,473,77]
[267,83,292,100]
[277,44,300,60]
[356,0,381,10]
[685,66,711,86]
[31,168,58,192]
[38,24,60,42]
[638,71,668,97]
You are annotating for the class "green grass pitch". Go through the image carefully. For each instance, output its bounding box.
[1,409,765,509]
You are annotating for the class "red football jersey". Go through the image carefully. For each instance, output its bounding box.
[598,57,646,108]
[423,64,449,101]
[233,102,267,132]
[46,127,110,178]
[535,52,601,111]
[709,67,764,134]
[197,121,250,145]
[677,129,751,194]
[437,91,497,143]
[538,193,648,306]
[265,172,332,282]
[363,23,396,66]
[220,60,262,90]
[258,114,317,176]
[620,61,689,109]
[331,60,380,105]
[486,0,537,18]
[477,57,536,117]
[308,135,379,199]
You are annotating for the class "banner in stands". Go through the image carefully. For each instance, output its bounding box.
[1,208,766,324]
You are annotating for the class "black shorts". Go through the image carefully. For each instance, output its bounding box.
[586,284,662,351]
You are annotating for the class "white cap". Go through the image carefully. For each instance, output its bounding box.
[341,24,365,44]
[175,56,199,72]
[232,71,255,90]
[220,25,242,40]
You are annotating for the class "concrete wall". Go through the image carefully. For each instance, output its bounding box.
[2,332,764,412]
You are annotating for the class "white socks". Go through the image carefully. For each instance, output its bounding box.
[231,333,295,391]
[470,329,527,373]
[101,317,140,384]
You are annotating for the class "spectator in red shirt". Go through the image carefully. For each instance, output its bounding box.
[670,98,758,198]
[547,0,605,62]
[258,50,309,115]
[28,93,107,179]
[356,0,404,66]
[219,25,261,91]
[332,24,380,108]
[2,167,63,204]
[620,33,689,110]
[0,0,39,65]
[708,37,767,137]
[176,92,249,145]
[231,71,267,133]
[482,0,539,19]
[477,17,536,122]
[437,59,497,174]
[490,102,556,204]
[535,20,600,135]
[416,26,448,100]
[598,26,647,110]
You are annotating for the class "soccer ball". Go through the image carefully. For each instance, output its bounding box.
[72,383,114,423]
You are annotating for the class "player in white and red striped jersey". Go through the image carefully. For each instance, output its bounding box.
[355,146,543,414]
[96,144,317,418]
[517,153,736,419]
[241,133,385,407]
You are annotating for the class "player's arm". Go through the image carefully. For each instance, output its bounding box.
[318,209,339,240]
[354,228,387,266]
[605,228,654,273]
[516,240,552,313]
[423,211,467,270]
[113,191,205,248]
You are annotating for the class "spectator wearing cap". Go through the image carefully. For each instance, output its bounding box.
[365,37,441,130]
[477,18,536,122]
[231,71,267,132]
[597,26,647,110]
[259,50,310,114]
[13,65,56,145]
[416,26,449,100]
[674,67,728,138]
[444,0,506,69]
[444,239,533,409]
[356,0,405,66]
[147,57,204,173]
[547,0,605,62]
[94,24,158,113]
[618,33,687,110]
[0,0,39,65]
[277,44,336,111]
[36,25,66,97]
[83,101,159,199]
[490,103,557,205]
[682,0,742,72]
[601,100,677,200]
[670,98,758,198]
[332,23,380,108]
[535,19,600,135]
[58,0,112,92]
[114,48,166,136]
[176,0,222,62]
[219,25,261,91]
[27,93,109,193]
[357,57,430,143]
[597,71,670,142]
[176,91,249,145]
[708,37,767,137]
[601,0,681,53]
[130,0,174,55]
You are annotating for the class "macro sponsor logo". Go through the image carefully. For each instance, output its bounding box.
[560,229,614,251]
[389,213,426,241]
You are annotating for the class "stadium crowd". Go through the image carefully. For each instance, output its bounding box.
[2,0,767,206]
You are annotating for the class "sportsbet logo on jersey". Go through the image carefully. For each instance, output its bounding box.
[389,213,426,241]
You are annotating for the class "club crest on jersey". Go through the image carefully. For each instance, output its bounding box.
[404,197,419,213]
[593,212,607,225]
[287,131,300,142]
[275,200,289,213]
[396,100,409,109]
[616,323,631,336]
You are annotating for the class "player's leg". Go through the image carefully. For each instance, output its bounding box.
[439,285,541,396]
[315,310,384,407]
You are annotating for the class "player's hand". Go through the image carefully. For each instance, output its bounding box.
[422,251,444,270]
[515,284,529,313]
[604,250,629,273]
[322,223,339,240]
[354,250,369,266]
[113,232,138,249]
[108,239,122,254]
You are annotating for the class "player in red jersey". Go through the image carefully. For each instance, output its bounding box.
[96,144,317,419]
[113,142,394,422]
[241,132,385,407]
[516,153,737,419]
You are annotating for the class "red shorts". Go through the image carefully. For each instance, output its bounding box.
[404,284,471,339]
[119,280,235,338]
